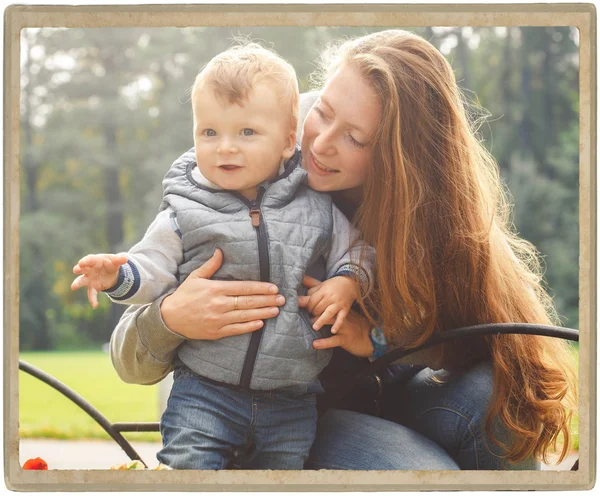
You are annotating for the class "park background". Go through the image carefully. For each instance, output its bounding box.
[18,26,579,462]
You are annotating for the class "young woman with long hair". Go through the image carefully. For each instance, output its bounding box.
[304,29,577,466]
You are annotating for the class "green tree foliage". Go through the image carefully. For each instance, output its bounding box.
[19,26,579,350]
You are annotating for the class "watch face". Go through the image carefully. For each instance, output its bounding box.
[371,327,387,345]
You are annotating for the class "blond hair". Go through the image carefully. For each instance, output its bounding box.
[316,30,577,465]
[192,42,299,130]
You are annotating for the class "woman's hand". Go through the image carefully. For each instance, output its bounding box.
[160,249,286,340]
[299,275,374,358]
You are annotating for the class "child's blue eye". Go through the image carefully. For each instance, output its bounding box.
[204,129,216,137]
[242,128,255,136]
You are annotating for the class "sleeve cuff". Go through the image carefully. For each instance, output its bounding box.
[334,263,371,294]
[104,261,141,301]
[135,292,187,363]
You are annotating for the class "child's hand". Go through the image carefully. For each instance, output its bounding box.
[71,254,128,308]
[304,275,359,334]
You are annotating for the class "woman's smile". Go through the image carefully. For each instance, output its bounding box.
[308,151,339,175]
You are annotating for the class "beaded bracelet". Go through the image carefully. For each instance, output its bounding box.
[369,327,389,358]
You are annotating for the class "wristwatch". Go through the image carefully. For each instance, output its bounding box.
[369,327,388,358]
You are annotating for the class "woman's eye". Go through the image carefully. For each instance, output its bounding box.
[242,128,255,136]
[348,133,367,149]
[313,106,326,118]
[204,129,216,137]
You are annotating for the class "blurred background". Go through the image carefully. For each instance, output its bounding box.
[18,26,579,455]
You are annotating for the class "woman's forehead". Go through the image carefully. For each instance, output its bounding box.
[322,65,381,135]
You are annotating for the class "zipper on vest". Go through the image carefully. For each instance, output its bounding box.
[237,186,270,389]
[249,207,260,227]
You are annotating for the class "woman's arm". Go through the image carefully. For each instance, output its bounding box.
[109,295,182,384]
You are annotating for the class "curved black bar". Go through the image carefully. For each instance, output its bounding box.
[19,360,148,467]
[111,422,160,433]
[325,323,579,411]
[360,323,578,384]
[19,323,579,470]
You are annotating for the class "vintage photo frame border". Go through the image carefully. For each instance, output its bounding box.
[3,3,596,491]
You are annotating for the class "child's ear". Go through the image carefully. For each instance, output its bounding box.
[281,131,297,159]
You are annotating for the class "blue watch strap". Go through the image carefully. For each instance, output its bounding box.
[369,327,388,358]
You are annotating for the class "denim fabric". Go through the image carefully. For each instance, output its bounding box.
[383,361,538,470]
[307,361,537,470]
[382,363,427,384]
[158,366,318,470]
[306,409,460,470]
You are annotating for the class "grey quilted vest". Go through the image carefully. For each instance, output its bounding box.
[160,147,334,391]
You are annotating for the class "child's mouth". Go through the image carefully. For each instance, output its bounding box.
[219,164,242,172]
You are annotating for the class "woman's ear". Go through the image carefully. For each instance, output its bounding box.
[282,130,297,159]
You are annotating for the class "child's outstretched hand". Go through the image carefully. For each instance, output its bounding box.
[302,275,359,334]
[71,254,128,308]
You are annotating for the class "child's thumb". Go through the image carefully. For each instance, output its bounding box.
[189,249,224,279]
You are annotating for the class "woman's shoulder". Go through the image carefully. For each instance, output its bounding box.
[300,91,320,108]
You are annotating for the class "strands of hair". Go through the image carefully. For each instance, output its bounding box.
[317,29,577,465]
[191,40,299,131]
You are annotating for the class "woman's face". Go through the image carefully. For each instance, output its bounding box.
[301,64,381,193]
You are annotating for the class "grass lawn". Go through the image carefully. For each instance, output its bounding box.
[19,351,161,442]
[19,347,580,451]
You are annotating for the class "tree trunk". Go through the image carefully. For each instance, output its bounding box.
[102,120,126,332]
[456,28,470,90]
[519,57,531,152]
[22,32,52,351]
[541,32,554,178]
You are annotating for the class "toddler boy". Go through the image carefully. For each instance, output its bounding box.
[72,43,373,470]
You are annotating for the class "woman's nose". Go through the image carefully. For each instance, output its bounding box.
[312,126,336,155]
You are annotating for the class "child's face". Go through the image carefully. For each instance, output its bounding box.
[193,82,296,200]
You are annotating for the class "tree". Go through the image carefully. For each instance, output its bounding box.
[20,29,53,350]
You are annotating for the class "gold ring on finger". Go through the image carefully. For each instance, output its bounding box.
[234,296,239,311]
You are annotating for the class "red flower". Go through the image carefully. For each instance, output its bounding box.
[23,457,48,470]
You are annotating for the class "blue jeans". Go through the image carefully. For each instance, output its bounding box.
[158,366,318,469]
[307,361,537,470]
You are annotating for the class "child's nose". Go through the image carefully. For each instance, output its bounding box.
[217,137,238,154]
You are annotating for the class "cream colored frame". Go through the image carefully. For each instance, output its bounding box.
[4,3,596,491]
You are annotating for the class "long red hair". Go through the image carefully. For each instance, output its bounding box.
[316,30,577,464]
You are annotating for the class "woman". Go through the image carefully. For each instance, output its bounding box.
[110,30,577,470]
